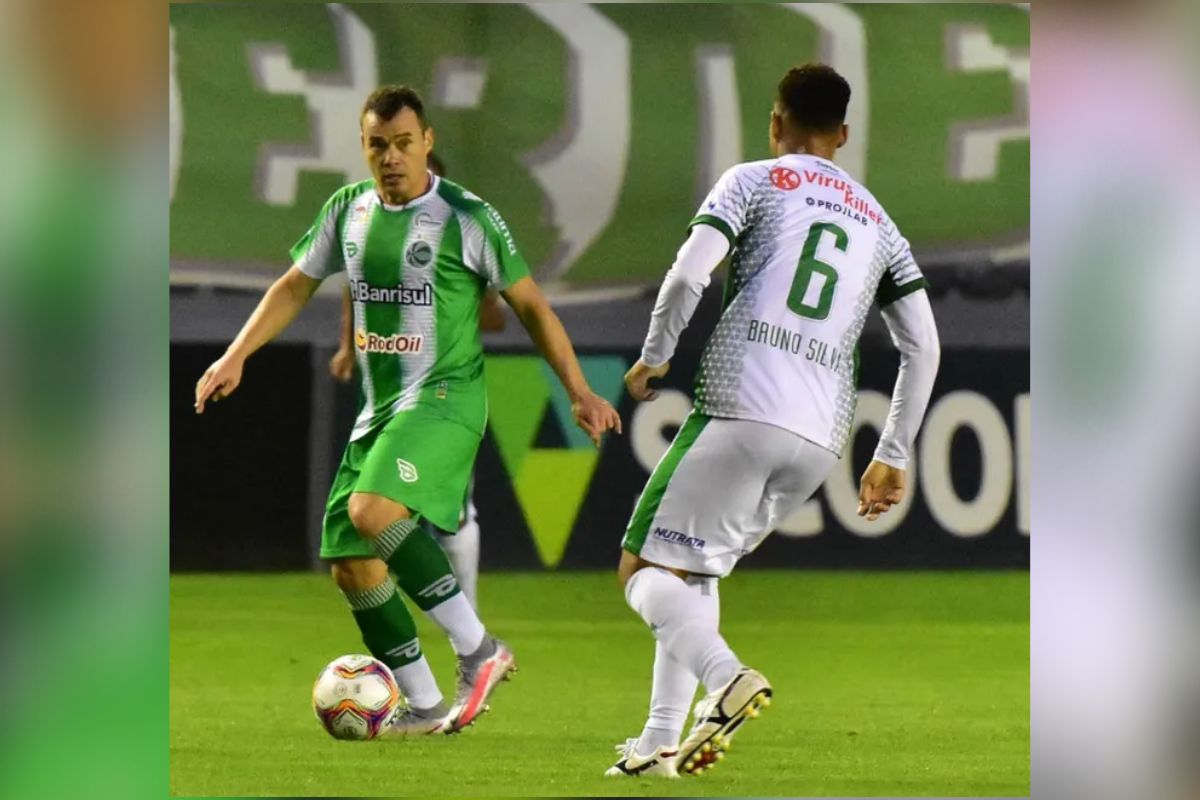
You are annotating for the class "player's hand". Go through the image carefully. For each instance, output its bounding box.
[624,359,670,402]
[857,460,905,521]
[329,347,356,383]
[194,352,245,414]
[571,391,622,448]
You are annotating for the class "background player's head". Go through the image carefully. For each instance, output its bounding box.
[769,63,851,160]
[428,151,446,179]
[360,85,435,204]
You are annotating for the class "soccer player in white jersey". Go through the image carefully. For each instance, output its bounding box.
[606,64,940,777]
[195,85,621,736]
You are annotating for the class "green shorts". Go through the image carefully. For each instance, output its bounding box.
[321,401,483,560]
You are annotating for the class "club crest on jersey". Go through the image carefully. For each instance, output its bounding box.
[349,279,432,306]
[355,330,424,355]
[406,240,434,268]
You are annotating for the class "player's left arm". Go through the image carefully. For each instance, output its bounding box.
[859,289,941,520]
[502,277,622,447]
[478,290,506,333]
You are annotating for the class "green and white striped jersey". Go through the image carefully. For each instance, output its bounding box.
[290,174,529,441]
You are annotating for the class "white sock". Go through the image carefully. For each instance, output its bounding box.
[436,517,480,610]
[635,644,696,755]
[625,567,741,694]
[392,656,443,710]
[424,592,486,656]
[634,576,719,756]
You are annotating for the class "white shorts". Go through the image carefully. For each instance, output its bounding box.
[622,412,839,577]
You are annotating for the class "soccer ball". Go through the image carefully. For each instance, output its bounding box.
[312,654,403,740]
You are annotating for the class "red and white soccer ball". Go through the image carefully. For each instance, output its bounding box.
[312,654,403,740]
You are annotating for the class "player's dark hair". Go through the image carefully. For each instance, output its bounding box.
[361,85,428,130]
[775,63,850,133]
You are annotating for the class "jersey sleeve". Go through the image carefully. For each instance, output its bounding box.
[462,203,531,290]
[289,187,355,280]
[874,218,929,306]
[687,162,770,249]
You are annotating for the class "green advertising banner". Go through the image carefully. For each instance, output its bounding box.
[169,3,1029,285]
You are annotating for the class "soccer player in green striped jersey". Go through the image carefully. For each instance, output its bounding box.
[194,85,621,735]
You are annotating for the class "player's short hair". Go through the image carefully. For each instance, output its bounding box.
[361,85,428,130]
[775,63,851,133]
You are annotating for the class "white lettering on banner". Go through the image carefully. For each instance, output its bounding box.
[920,391,1013,537]
[431,57,489,109]
[946,23,1030,182]
[693,44,742,207]
[521,3,630,280]
[826,391,917,538]
[170,27,183,203]
[1015,393,1030,536]
[630,390,693,470]
[248,4,377,205]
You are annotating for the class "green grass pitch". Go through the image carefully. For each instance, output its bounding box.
[170,571,1028,797]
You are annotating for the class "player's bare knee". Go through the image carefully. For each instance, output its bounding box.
[330,558,387,593]
[346,494,377,535]
[347,493,411,538]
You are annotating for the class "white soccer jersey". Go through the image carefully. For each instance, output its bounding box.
[690,154,926,455]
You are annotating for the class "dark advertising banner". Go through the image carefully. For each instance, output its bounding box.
[476,349,1029,571]
[171,343,1028,571]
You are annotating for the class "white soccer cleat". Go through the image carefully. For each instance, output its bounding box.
[445,637,517,733]
[604,738,680,778]
[675,667,773,775]
[382,704,451,738]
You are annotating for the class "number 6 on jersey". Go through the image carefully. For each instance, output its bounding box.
[787,222,847,321]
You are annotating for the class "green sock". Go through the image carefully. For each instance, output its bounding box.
[372,519,461,612]
[343,580,422,667]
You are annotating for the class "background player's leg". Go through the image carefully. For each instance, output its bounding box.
[433,508,480,610]
[634,575,717,756]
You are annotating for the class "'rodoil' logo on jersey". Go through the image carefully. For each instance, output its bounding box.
[355,330,423,354]
[349,279,432,306]
[485,355,626,568]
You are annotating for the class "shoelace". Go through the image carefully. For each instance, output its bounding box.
[613,737,639,758]
[691,693,719,727]
[393,708,435,726]
[454,657,475,699]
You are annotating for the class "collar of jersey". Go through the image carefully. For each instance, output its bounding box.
[782,152,841,172]
[377,173,439,212]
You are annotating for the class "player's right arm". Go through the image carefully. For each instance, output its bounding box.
[194,265,321,413]
[198,183,359,410]
[627,163,762,401]
[626,224,730,401]
[328,286,356,383]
